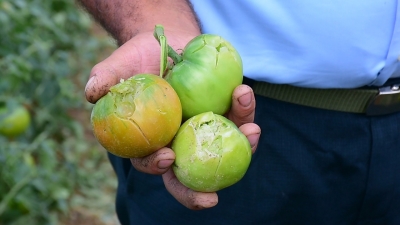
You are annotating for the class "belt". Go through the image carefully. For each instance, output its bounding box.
[252,81,400,116]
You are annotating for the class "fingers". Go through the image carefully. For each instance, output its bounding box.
[84,42,146,103]
[162,168,219,210]
[84,65,119,104]
[130,147,175,175]
[227,84,256,126]
[84,47,134,103]
[239,123,261,153]
[131,148,219,210]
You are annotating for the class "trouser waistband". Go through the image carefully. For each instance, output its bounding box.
[243,77,400,116]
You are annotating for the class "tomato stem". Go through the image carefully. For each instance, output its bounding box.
[153,25,183,66]
[156,31,168,77]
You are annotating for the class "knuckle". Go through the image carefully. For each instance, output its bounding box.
[183,192,201,210]
[130,157,150,172]
[130,153,163,174]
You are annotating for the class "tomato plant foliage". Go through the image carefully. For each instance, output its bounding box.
[0,1,117,224]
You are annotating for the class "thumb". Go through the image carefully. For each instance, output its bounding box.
[227,84,256,126]
[84,36,160,103]
[84,62,120,104]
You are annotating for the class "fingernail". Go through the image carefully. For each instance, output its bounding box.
[238,93,252,107]
[85,76,95,93]
[247,133,260,149]
[158,159,174,169]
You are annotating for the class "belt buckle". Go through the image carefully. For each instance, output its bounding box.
[365,84,400,116]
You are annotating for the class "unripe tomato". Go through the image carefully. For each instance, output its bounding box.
[171,111,252,192]
[164,34,243,120]
[0,103,31,138]
[91,74,182,158]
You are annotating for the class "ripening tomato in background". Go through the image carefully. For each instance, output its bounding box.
[164,34,243,120]
[0,102,31,138]
[91,74,182,158]
[171,111,252,192]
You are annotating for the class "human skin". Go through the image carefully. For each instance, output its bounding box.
[77,0,261,210]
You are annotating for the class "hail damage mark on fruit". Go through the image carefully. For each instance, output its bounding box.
[132,120,151,145]
[190,116,231,177]
[189,36,206,54]
[114,100,135,118]
[111,77,152,119]
[215,43,230,68]
[109,78,154,145]
[190,35,230,68]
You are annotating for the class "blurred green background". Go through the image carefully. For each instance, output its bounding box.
[0,0,120,224]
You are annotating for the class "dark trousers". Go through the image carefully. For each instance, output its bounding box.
[109,94,400,225]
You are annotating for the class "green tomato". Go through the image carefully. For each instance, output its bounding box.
[164,34,243,120]
[0,104,31,138]
[171,111,252,192]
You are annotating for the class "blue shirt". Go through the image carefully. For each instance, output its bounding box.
[190,0,400,88]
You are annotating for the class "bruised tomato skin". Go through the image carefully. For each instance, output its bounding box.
[91,74,182,158]
[172,112,251,192]
[164,34,243,120]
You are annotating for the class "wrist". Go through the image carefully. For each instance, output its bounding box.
[121,7,200,45]
[78,0,201,46]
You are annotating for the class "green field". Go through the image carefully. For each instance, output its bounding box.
[0,1,120,224]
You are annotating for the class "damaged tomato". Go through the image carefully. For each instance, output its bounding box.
[154,25,243,120]
[171,111,252,192]
[90,74,182,158]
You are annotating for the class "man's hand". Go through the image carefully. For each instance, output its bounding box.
[84,30,261,210]
[79,0,261,212]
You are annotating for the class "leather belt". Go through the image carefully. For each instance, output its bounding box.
[252,81,400,116]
